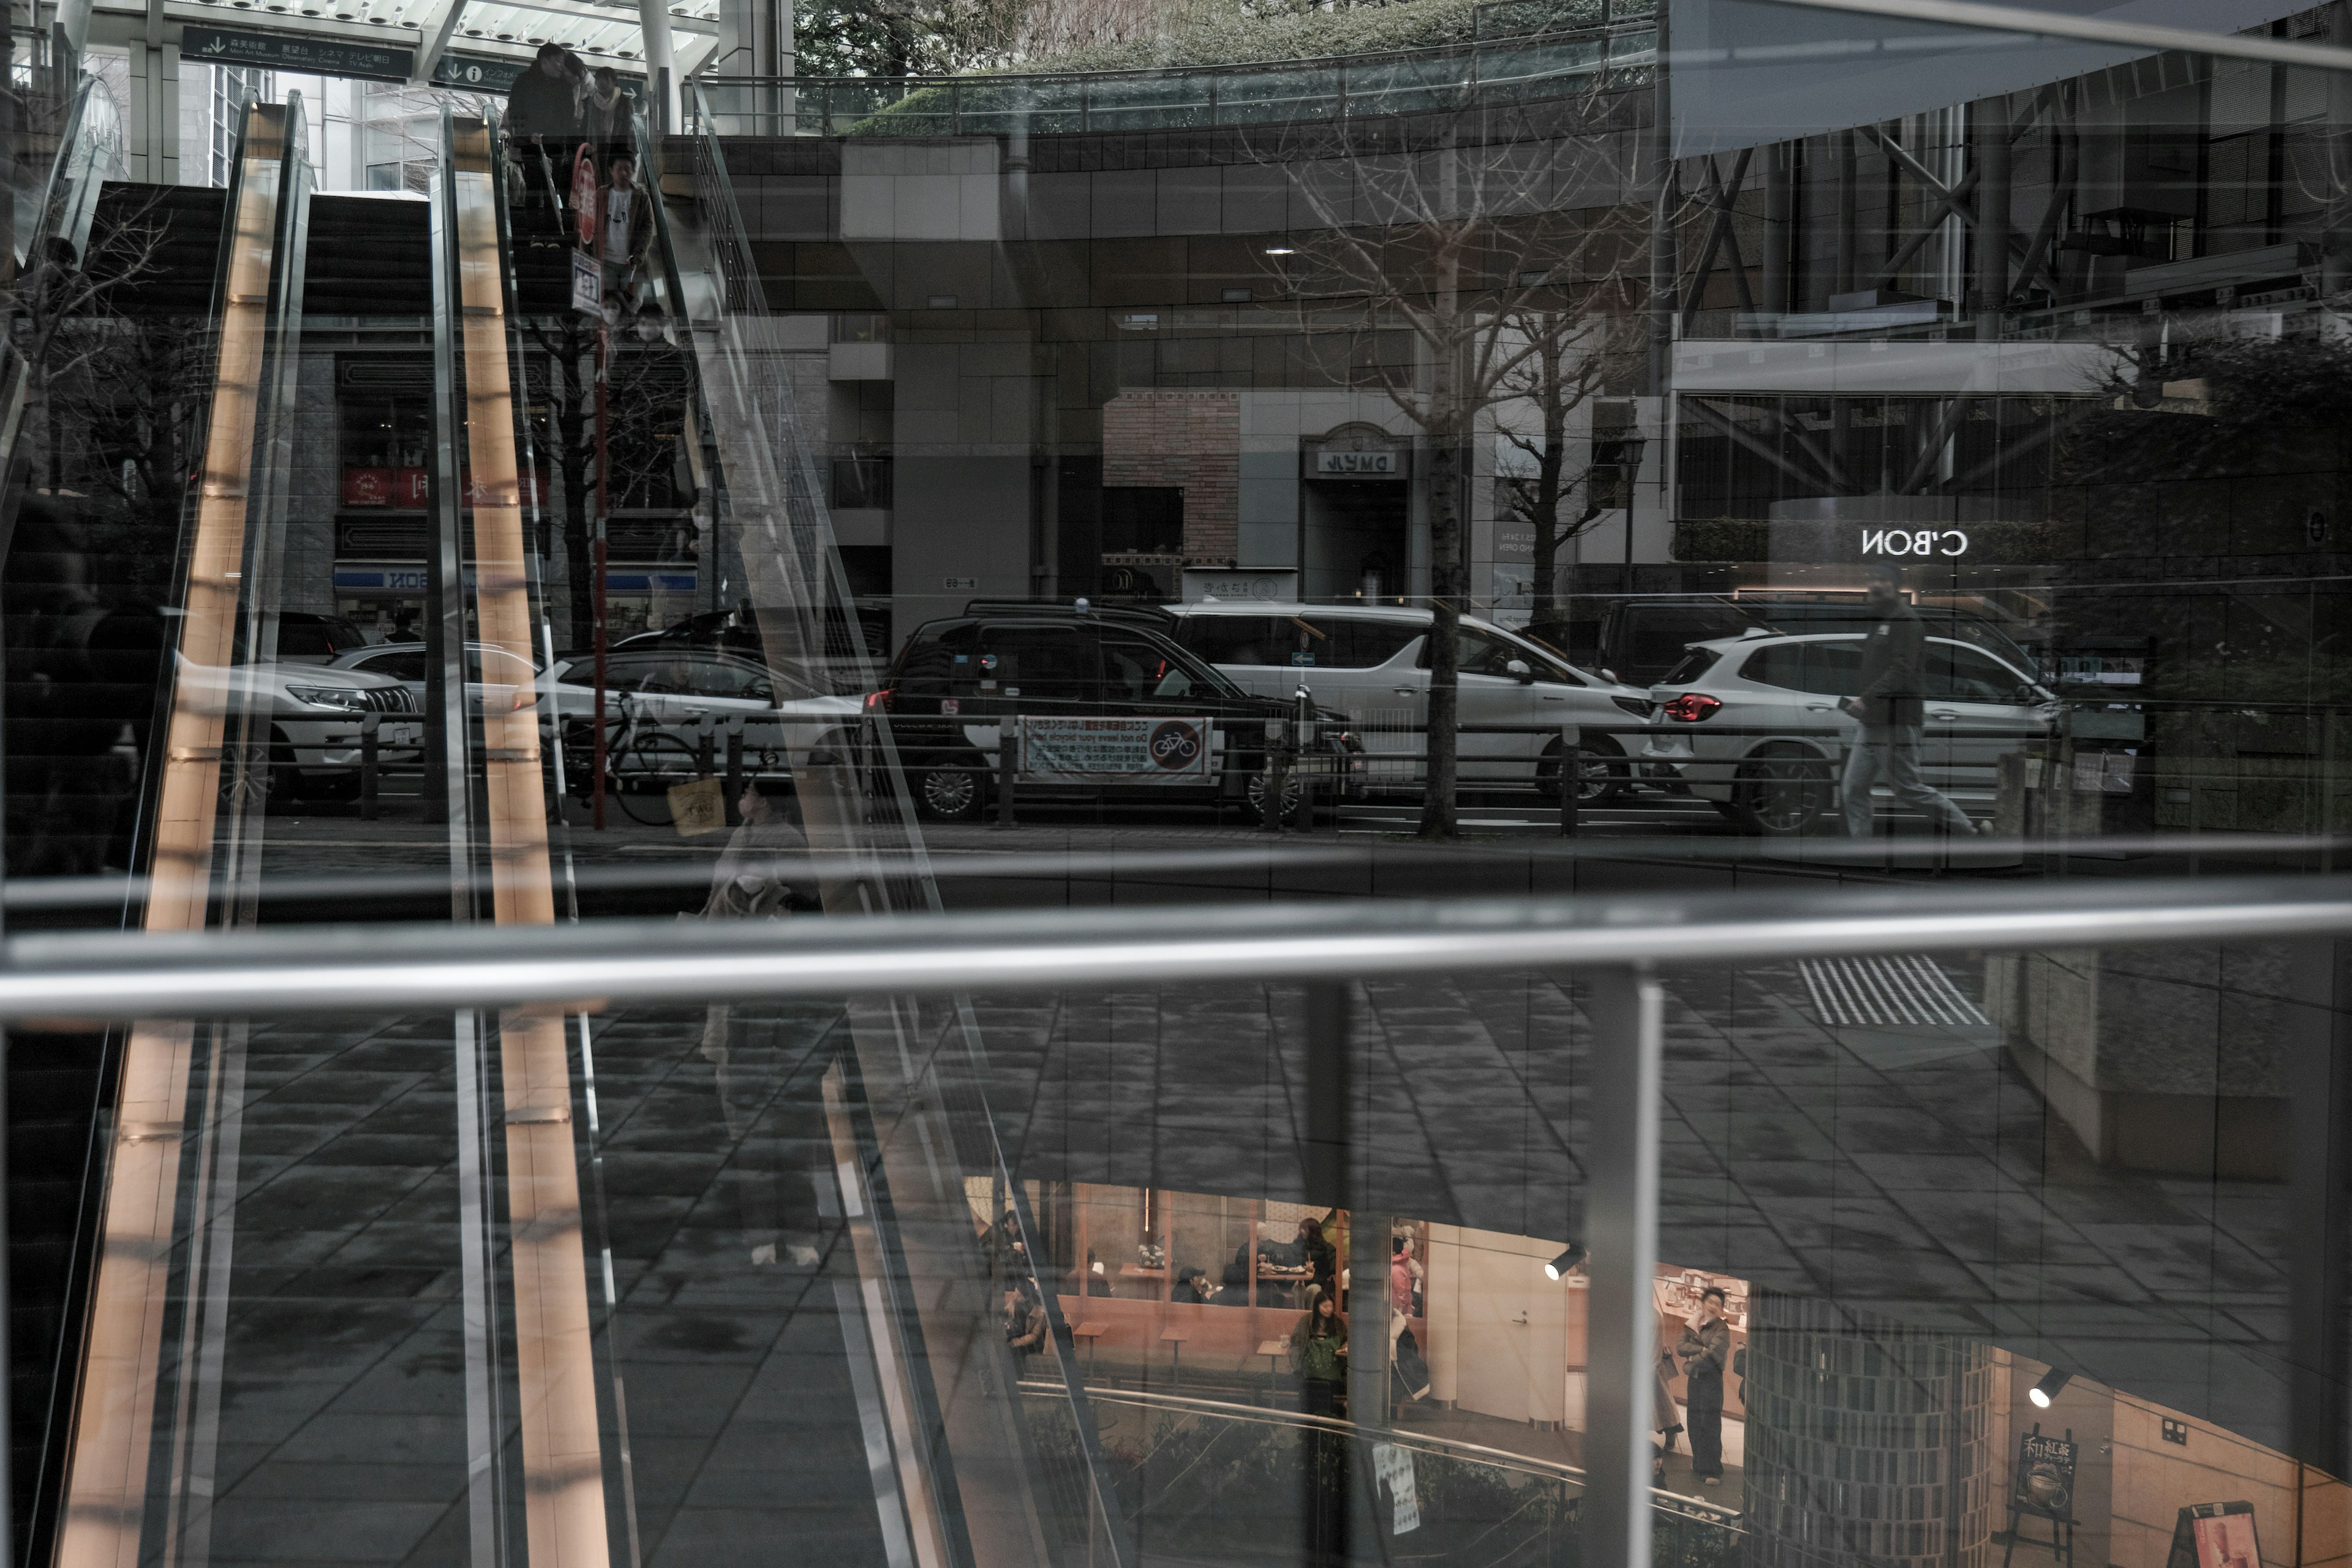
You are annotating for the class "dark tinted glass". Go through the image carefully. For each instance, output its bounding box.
[1660,649,1719,686]
[977,624,1094,699]
[1178,616,1286,665]
[1741,641,1866,697]
[1923,643,2027,703]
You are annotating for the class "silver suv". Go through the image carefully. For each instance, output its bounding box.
[1640,631,2058,834]
[1164,601,1654,803]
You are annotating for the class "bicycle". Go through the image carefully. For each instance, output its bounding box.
[562,690,707,827]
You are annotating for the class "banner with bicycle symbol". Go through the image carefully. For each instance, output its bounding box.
[1017,717,1212,783]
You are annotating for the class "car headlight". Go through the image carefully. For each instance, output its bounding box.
[286,685,372,714]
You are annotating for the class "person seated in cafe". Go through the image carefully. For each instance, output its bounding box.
[1171,1266,1210,1304]
[1210,1262,1252,1306]
[1299,1217,1336,1292]
[1085,1253,1114,1297]
[1004,1279,1046,1363]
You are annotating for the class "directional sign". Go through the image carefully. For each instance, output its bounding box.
[183,25,414,83]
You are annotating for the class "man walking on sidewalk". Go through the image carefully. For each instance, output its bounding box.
[1841,563,1981,838]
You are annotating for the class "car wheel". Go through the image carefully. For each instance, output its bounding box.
[1245,768,1308,826]
[612,733,701,826]
[1731,745,1837,837]
[217,737,288,813]
[913,758,986,822]
[1539,738,1627,805]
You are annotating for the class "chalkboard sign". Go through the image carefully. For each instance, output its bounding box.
[2012,1427,2078,1521]
[2166,1502,2258,1568]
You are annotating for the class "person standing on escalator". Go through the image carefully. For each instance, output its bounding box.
[505,43,583,209]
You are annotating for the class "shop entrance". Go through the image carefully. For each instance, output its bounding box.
[1302,478,1408,601]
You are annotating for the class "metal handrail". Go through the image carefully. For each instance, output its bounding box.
[2,872,2346,1020]
[1018,1379,1745,1525]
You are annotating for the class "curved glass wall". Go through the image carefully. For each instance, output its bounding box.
[7,2,2352,1567]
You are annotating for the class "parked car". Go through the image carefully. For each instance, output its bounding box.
[614,600,889,679]
[1596,593,2039,688]
[1638,630,2059,834]
[172,657,421,805]
[873,603,1359,823]
[270,610,381,666]
[1163,601,1653,804]
[330,641,543,717]
[545,647,860,782]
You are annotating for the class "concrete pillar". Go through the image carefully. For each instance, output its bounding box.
[1835,129,1858,299]
[1763,141,1793,316]
[637,0,677,135]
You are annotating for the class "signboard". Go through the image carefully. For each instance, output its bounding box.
[183,25,414,83]
[1183,567,1297,603]
[2167,1503,2258,1568]
[2011,1428,2078,1521]
[1372,1444,1422,1536]
[432,52,647,92]
[1018,717,1212,785]
[1316,449,1397,477]
[571,248,603,315]
[1861,527,1970,558]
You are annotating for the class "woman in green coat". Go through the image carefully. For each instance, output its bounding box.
[1289,1286,1350,1415]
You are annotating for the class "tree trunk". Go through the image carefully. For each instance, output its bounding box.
[555,355,595,647]
[1419,423,1464,839]
[1527,369,1569,640]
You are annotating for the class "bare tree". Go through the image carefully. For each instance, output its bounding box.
[1254,92,1652,836]
[524,315,695,645]
[1492,296,1642,646]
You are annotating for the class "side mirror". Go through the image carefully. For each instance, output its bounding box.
[1506,658,1535,685]
[750,681,775,703]
[1602,669,1621,685]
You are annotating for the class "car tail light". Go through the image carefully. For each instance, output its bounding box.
[1660,693,1722,723]
[864,689,893,714]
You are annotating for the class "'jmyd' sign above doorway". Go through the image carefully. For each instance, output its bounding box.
[1301,423,1411,480]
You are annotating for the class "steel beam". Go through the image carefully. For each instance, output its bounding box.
[1583,967,1662,1568]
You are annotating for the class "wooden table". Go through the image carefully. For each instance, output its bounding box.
[1256,1338,1289,1404]
[1071,1321,1106,1380]
[1159,1326,1191,1386]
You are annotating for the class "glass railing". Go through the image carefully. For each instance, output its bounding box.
[687,18,1657,138]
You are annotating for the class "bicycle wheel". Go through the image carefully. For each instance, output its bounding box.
[610,731,701,826]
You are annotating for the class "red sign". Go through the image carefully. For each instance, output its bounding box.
[572,146,599,249]
[396,467,429,507]
[342,467,391,507]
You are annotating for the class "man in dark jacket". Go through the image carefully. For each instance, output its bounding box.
[1676,1286,1733,1485]
[505,43,581,159]
[1839,563,1978,837]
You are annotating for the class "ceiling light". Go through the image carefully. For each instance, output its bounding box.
[2028,1369,2072,1409]
[1265,246,1294,255]
[1544,1243,1588,1281]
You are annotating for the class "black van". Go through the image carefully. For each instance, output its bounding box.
[872,605,1357,822]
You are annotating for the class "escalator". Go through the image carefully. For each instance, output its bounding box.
[0,88,1105,1568]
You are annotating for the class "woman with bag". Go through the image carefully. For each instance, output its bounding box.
[1289,1286,1349,1415]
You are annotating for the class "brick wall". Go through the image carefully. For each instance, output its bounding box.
[1101,390,1240,566]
